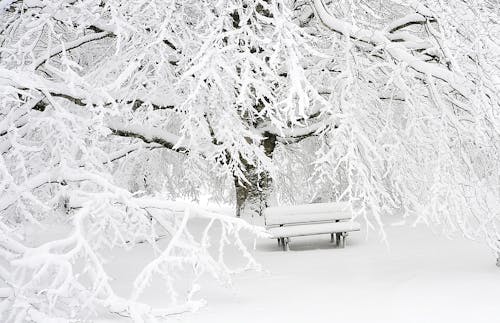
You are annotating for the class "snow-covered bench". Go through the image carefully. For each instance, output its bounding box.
[263,202,360,251]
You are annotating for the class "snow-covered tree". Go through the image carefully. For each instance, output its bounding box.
[1,0,499,321]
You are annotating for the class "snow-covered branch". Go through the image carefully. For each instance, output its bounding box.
[107,120,187,153]
[311,0,470,96]
[32,31,115,70]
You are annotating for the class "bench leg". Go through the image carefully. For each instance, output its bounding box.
[278,238,281,247]
[340,232,347,248]
[283,237,290,251]
[330,233,335,243]
[335,233,341,247]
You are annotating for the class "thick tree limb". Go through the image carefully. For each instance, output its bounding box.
[107,120,187,153]
[258,116,334,144]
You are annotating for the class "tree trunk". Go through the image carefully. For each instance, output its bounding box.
[234,132,276,217]
[234,165,272,217]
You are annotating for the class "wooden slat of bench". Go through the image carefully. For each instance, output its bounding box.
[265,212,352,226]
[267,221,361,239]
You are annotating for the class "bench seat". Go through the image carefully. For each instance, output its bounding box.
[267,221,360,239]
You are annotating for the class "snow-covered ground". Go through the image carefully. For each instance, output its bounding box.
[100,211,500,323]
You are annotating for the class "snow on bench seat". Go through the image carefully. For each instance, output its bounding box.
[267,221,361,239]
[264,202,351,227]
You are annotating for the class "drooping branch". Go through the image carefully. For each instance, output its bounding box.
[311,0,471,97]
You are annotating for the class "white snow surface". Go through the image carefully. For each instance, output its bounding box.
[264,202,352,226]
[264,202,351,216]
[95,210,500,323]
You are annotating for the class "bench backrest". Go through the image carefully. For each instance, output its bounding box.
[264,202,352,227]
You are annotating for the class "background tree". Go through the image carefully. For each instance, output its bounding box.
[0,0,499,321]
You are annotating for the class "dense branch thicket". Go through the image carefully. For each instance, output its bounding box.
[0,0,499,321]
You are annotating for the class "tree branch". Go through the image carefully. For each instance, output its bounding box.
[385,13,436,33]
[311,0,470,97]
[106,121,187,154]
[33,31,115,69]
